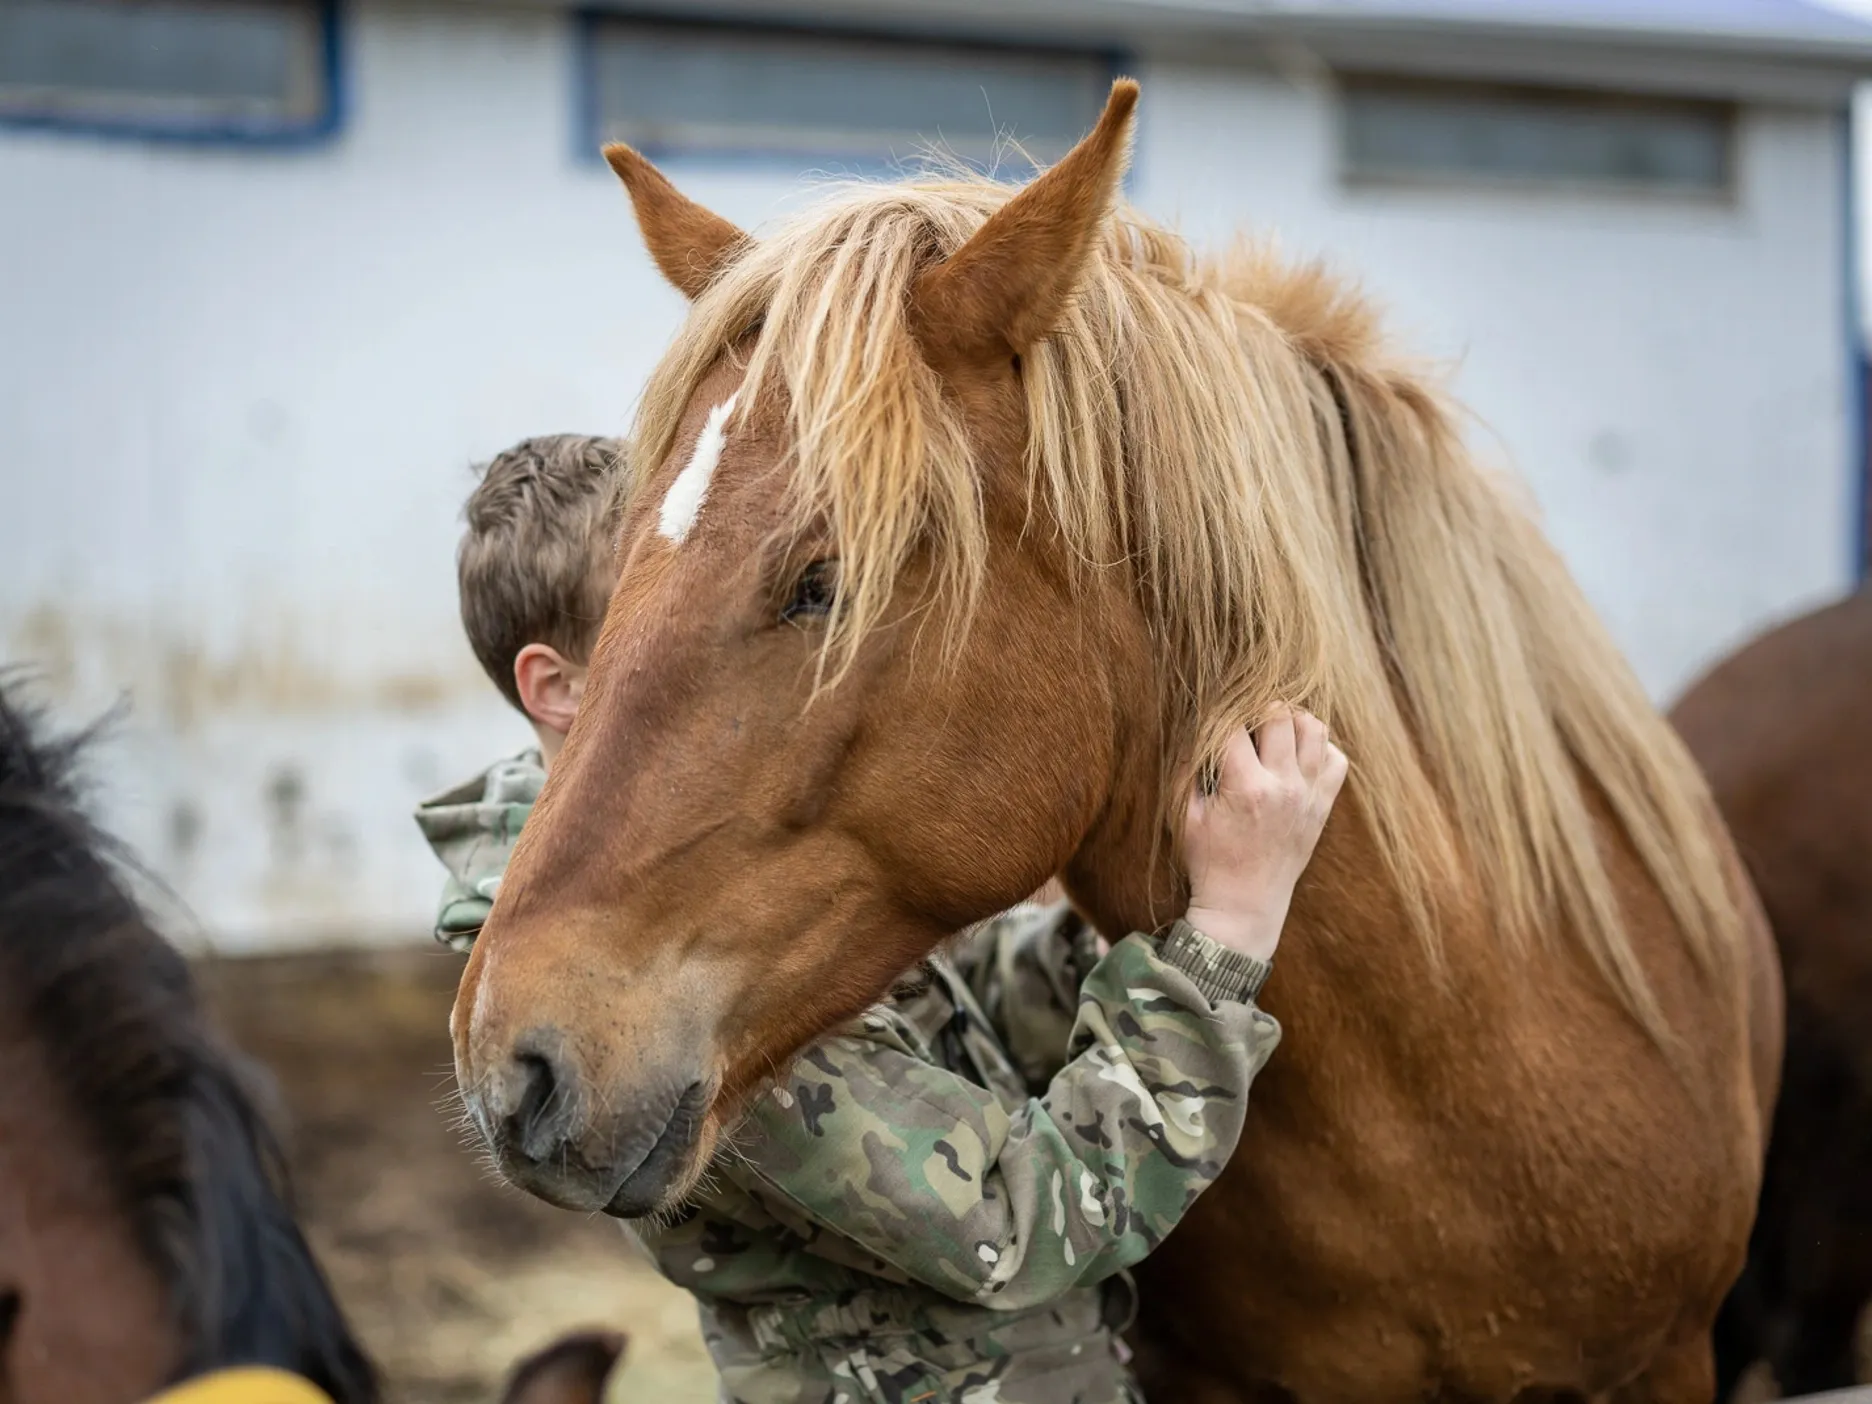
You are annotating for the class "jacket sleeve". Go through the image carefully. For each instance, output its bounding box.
[431,875,491,953]
[949,904,1102,1093]
[728,922,1280,1311]
[410,753,543,953]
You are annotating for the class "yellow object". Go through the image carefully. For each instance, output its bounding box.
[142,1366,336,1404]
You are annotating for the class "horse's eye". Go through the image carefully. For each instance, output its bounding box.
[0,1288,19,1345]
[783,561,838,623]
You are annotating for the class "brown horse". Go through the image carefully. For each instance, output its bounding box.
[454,82,1781,1402]
[0,680,621,1404]
[1671,586,1872,1400]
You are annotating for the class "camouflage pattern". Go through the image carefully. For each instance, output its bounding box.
[416,774,1282,1404]
[952,906,1102,1094]
[636,909,1281,1404]
[411,749,544,951]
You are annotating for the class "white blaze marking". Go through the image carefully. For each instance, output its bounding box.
[658,391,738,543]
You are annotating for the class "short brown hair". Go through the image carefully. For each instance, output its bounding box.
[458,434,627,713]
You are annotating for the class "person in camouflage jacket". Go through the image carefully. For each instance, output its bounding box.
[420,713,1347,1404]
[415,433,622,949]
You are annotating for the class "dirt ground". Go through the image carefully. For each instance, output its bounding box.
[198,946,719,1404]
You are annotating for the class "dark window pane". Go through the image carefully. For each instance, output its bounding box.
[1342,79,1733,193]
[0,0,329,131]
[588,21,1111,171]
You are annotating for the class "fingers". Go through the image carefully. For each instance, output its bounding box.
[1320,739,1350,805]
[1218,723,1266,797]
[1191,706,1343,814]
[1293,710,1328,776]
[1253,706,1298,773]
[1189,731,1246,829]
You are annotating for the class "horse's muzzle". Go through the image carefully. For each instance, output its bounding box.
[603,1078,711,1217]
[464,1031,711,1216]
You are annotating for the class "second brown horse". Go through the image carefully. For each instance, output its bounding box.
[1673,586,1872,1399]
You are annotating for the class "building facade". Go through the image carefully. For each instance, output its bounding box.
[1,0,1866,949]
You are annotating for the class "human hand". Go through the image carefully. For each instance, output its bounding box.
[1181,709,1348,962]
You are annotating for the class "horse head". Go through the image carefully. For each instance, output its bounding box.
[453,71,1746,1227]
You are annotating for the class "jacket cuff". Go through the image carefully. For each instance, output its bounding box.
[433,898,488,953]
[1157,920,1272,1005]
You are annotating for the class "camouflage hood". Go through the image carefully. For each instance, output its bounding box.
[411,749,545,951]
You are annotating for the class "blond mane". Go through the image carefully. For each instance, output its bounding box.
[630,173,1742,1027]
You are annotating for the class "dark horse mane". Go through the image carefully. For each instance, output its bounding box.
[0,681,377,1403]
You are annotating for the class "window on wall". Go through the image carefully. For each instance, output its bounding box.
[583,18,1115,173]
[1340,77,1735,195]
[0,0,337,141]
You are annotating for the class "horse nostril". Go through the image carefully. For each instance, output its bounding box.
[505,1048,570,1163]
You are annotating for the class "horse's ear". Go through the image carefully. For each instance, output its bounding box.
[912,78,1138,367]
[603,142,751,300]
[499,1330,626,1404]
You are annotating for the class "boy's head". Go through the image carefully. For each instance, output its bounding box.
[458,434,627,767]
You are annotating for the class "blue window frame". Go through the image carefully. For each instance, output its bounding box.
[0,0,341,145]
[578,14,1118,176]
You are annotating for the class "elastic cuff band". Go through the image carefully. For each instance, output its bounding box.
[1158,920,1272,1004]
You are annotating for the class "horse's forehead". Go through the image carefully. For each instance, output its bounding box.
[657,389,739,545]
[652,360,759,546]
[642,360,799,568]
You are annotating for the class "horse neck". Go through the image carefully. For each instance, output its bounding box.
[1061,742,1183,940]
[0,1018,178,1401]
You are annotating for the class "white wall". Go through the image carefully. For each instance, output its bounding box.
[0,3,1858,950]
[0,2,757,951]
